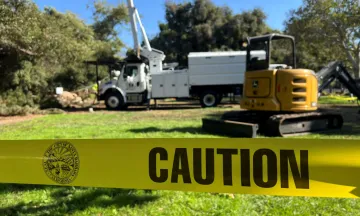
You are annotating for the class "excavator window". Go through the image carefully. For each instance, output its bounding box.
[246,34,296,71]
[270,38,295,69]
[247,40,269,71]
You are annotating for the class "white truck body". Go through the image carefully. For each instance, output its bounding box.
[149,50,266,99]
[151,69,190,98]
[187,51,265,86]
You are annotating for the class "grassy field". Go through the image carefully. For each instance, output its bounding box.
[319,95,358,105]
[1,99,360,215]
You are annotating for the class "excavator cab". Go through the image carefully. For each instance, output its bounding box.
[246,34,295,71]
[240,33,319,112]
[202,33,343,138]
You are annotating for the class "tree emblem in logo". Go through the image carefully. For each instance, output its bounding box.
[43,141,80,184]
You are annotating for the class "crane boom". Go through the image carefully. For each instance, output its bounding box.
[134,7,151,52]
[127,0,140,53]
[126,0,165,74]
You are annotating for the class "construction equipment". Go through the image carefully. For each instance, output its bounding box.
[90,0,288,110]
[202,33,360,138]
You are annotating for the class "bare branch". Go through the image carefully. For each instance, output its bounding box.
[1,40,38,56]
[17,47,37,56]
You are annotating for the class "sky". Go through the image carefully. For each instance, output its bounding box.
[33,0,303,53]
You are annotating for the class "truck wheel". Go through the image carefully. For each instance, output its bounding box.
[105,91,125,110]
[200,91,219,108]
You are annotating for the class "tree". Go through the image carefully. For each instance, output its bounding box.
[89,0,129,60]
[284,0,360,77]
[149,0,271,66]
[0,0,129,108]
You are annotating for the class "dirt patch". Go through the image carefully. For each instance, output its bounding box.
[0,115,44,125]
[58,101,239,115]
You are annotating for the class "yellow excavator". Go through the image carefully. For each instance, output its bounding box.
[202,33,360,137]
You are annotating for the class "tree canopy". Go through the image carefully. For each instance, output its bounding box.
[149,0,272,66]
[0,0,129,108]
[284,0,360,77]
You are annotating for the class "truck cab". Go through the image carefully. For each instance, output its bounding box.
[122,63,149,93]
[97,57,151,110]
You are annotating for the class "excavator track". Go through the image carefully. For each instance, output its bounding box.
[202,110,344,138]
[263,112,344,137]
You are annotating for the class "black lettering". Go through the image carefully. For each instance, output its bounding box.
[171,148,191,183]
[253,149,277,188]
[193,148,214,185]
[241,149,251,186]
[217,149,238,186]
[149,147,168,183]
[280,150,309,189]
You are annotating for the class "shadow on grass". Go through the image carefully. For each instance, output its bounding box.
[59,101,237,113]
[204,113,226,119]
[0,187,158,216]
[128,126,208,135]
[0,183,53,195]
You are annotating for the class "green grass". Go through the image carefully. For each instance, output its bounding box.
[1,106,360,215]
[319,95,358,105]
[0,108,225,140]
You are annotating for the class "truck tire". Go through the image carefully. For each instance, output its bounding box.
[200,90,219,108]
[105,91,125,110]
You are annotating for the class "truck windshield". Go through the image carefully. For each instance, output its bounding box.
[123,66,138,79]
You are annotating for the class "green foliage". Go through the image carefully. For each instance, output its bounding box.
[91,0,129,41]
[0,0,128,111]
[149,0,271,66]
[284,0,360,75]
[90,0,129,60]
[0,104,39,116]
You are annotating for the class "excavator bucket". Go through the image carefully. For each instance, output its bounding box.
[202,118,259,138]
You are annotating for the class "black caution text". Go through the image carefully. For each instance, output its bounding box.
[148,148,309,189]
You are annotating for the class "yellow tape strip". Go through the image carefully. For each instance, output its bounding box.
[1,138,360,198]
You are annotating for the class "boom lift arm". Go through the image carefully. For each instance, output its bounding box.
[126,0,166,73]
[317,61,360,100]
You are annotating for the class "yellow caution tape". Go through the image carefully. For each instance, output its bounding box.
[1,138,360,198]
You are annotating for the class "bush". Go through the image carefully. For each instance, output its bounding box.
[0,1,126,114]
[0,104,39,116]
[39,96,63,109]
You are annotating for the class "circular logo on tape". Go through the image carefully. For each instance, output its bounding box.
[43,141,80,184]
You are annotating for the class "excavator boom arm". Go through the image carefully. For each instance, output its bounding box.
[317,61,360,99]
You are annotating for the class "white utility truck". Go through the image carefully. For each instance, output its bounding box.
[96,0,266,110]
[150,50,265,107]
